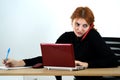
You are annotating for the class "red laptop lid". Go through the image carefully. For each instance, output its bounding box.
[40,43,75,67]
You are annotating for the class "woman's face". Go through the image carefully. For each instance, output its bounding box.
[72,18,90,37]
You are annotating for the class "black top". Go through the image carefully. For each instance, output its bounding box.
[24,29,119,68]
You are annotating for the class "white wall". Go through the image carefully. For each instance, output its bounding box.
[0,0,120,63]
[0,0,120,80]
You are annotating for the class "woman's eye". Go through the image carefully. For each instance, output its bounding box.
[76,22,80,26]
[83,24,88,28]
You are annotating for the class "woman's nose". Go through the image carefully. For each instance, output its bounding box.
[78,26,83,31]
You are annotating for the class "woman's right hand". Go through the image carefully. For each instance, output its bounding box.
[75,60,88,68]
[2,59,25,67]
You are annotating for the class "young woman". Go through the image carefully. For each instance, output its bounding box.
[3,7,118,80]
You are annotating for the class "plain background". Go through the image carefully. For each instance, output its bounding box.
[0,0,120,80]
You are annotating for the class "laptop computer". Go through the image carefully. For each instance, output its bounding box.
[40,43,85,71]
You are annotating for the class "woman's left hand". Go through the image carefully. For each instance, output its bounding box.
[75,60,88,68]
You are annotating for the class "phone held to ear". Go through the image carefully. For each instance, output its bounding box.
[81,23,94,41]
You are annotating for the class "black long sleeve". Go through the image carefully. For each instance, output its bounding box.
[23,56,42,66]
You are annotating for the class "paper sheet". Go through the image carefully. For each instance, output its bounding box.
[0,66,31,70]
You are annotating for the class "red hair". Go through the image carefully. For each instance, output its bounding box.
[71,7,94,25]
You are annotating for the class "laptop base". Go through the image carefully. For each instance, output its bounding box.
[44,66,85,71]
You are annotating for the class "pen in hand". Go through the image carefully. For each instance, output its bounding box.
[5,48,10,61]
[2,48,11,67]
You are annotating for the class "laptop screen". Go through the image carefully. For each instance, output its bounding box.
[40,43,75,67]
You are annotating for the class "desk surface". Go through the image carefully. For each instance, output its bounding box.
[0,67,120,76]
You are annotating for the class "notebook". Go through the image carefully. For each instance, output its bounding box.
[40,43,85,71]
[0,66,31,70]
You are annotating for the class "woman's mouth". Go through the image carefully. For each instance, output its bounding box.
[76,32,83,37]
[77,32,83,35]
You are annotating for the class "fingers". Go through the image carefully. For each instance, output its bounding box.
[2,59,25,67]
[2,59,14,67]
[75,60,82,66]
[75,60,88,68]
[2,59,8,64]
[2,59,6,64]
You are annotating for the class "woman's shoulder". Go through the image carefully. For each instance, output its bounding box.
[64,31,74,34]
[56,31,75,43]
[90,28,99,33]
[89,28,101,37]
[87,28,103,42]
[59,31,75,39]
[61,31,75,36]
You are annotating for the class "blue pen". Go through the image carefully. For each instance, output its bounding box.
[5,48,10,60]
